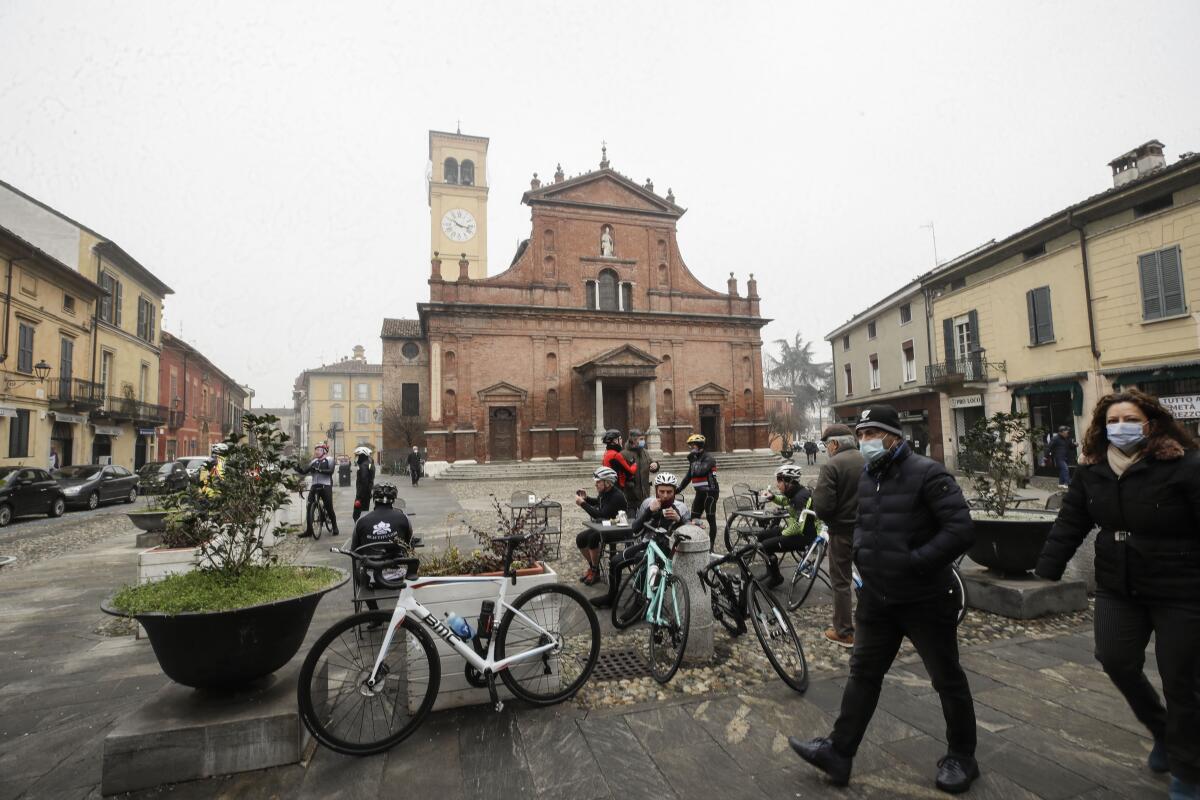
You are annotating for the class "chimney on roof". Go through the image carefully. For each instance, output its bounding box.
[352,345,366,361]
[1109,140,1166,188]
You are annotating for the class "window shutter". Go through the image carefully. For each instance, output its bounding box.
[942,318,955,369]
[1026,290,1037,344]
[115,282,123,326]
[1035,287,1054,343]
[137,298,146,338]
[967,309,980,350]
[1160,246,1184,316]
[1139,252,1162,319]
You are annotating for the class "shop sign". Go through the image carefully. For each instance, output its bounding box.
[52,412,86,424]
[93,425,123,437]
[137,427,156,436]
[949,395,983,409]
[1160,395,1200,419]
[0,406,17,418]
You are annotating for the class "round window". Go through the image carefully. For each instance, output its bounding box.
[401,342,419,359]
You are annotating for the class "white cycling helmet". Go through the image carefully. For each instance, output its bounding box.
[776,464,804,483]
[653,472,679,487]
[211,442,228,456]
[593,466,618,483]
[353,446,372,457]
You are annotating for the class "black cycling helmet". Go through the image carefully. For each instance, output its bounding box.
[602,428,622,444]
[371,482,399,504]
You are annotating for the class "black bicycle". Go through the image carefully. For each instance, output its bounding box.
[697,540,808,693]
[299,486,335,540]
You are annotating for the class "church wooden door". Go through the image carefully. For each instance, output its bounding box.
[603,387,628,437]
[489,407,517,461]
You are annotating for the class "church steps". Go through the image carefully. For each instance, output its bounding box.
[435,452,784,481]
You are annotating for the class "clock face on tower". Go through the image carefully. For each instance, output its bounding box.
[441,208,477,242]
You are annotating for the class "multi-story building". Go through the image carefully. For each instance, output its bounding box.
[157,331,248,460]
[916,140,1200,470]
[293,347,383,458]
[826,279,943,460]
[0,179,173,469]
[246,406,297,454]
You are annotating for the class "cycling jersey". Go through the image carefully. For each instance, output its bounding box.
[630,497,691,535]
[351,506,412,550]
[767,486,818,539]
[580,486,628,521]
[602,445,638,489]
[677,451,718,492]
[304,456,335,486]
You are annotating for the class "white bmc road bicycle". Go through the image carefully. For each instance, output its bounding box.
[297,533,601,756]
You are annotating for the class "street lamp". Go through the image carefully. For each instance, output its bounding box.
[5,360,52,389]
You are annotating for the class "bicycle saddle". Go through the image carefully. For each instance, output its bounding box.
[492,533,529,545]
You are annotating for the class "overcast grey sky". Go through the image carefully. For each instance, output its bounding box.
[2,1,1198,405]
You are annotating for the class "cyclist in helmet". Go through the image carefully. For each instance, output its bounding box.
[350,482,412,611]
[677,433,720,547]
[573,465,629,585]
[352,446,375,522]
[199,442,229,496]
[756,464,819,587]
[298,443,338,538]
[590,471,691,609]
[601,429,638,492]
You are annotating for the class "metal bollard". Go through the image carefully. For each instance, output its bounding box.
[672,523,714,664]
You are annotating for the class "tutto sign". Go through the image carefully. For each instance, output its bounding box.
[93,425,122,437]
[949,395,983,409]
[0,406,18,418]
[1159,395,1200,419]
[52,412,86,424]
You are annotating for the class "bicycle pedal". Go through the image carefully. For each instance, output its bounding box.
[494,699,504,713]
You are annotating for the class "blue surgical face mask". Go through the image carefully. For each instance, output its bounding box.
[1106,422,1146,452]
[860,438,887,463]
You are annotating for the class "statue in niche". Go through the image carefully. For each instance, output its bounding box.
[600,226,614,257]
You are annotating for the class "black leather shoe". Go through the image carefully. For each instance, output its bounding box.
[788,737,851,786]
[590,595,612,609]
[298,531,313,539]
[935,755,979,794]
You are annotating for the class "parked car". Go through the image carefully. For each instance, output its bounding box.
[179,456,214,484]
[137,461,190,495]
[0,467,67,526]
[53,464,140,510]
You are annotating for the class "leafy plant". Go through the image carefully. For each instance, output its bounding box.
[961,411,1042,517]
[112,565,340,615]
[422,495,552,577]
[157,413,302,574]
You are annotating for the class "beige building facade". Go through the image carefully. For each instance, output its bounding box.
[293,347,383,458]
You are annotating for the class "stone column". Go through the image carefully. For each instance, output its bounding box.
[430,341,442,422]
[591,377,605,453]
[674,524,714,664]
[647,378,662,454]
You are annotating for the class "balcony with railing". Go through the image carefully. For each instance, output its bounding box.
[167,410,187,429]
[105,396,169,425]
[924,348,989,388]
[48,378,106,410]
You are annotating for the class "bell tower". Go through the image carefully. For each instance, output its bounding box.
[428,128,489,279]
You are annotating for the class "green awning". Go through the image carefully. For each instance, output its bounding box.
[1111,364,1200,388]
[1010,381,1084,416]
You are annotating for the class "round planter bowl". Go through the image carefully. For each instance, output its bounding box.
[967,511,1057,576]
[102,566,348,689]
[127,510,170,532]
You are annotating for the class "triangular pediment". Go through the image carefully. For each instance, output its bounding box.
[476,381,528,401]
[689,382,731,399]
[575,344,661,370]
[523,169,683,217]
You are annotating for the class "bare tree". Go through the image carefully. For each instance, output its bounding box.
[766,408,804,452]
[765,333,832,432]
[382,398,424,449]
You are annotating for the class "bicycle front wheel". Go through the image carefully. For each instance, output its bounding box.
[950,565,967,625]
[297,611,440,756]
[787,539,826,611]
[748,581,808,693]
[495,583,600,705]
[312,502,325,541]
[646,572,690,684]
[612,561,648,630]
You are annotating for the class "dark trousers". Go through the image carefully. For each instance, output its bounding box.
[305,484,337,533]
[410,466,420,486]
[1055,455,1071,485]
[1094,589,1200,782]
[831,588,976,758]
[691,489,718,548]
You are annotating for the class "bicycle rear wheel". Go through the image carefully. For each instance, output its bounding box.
[701,564,743,635]
[748,581,808,693]
[646,572,690,684]
[786,539,826,611]
[297,611,439,756]
[612,561,648,630]
[495,583,600,705]
[312,500,325,541]
[950,564,967,625]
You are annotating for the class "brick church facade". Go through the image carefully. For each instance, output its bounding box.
[382,131,769,469]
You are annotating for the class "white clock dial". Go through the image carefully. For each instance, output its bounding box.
[441,208,477,242]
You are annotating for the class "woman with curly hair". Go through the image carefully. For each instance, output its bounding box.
[1035,389,1200,797]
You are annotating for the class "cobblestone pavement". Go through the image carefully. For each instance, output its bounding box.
[0,499,151,573]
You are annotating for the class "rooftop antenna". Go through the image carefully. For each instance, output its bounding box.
[456,119,461,135]
[920,221,939,267]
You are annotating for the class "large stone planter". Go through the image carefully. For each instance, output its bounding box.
[967,510,1057,576]
[138,545,200,585]
[102,566,349,689]
[410,563,557,711]
[127,510,170,532]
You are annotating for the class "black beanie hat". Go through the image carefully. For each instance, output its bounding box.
[855,405,903,437]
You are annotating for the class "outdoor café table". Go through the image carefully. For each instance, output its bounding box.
[724,506,788,551]
[581,519,636,582]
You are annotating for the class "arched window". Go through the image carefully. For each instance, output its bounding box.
[444,389,457,418]
[545,389,559,422]
[661,354,672,379]
[663,388,674,419]
[742,355,752,381]
[658,263,669,287]
[544,229,555,251]
[620,282,632,312]
[546,352,557,377]
[444,349,456,375]
[658,239,667,261]
[598,269,619,311]
[743,388,754,415]
[543,255,556,277]
[443,157,459,184]
[460,159,475,186]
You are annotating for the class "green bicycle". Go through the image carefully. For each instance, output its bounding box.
[611,524,691,683]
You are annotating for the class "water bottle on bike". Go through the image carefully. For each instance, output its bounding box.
[446,612,473,639]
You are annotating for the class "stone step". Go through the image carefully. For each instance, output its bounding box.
[436,452,785,481]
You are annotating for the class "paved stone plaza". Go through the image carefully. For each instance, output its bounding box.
[0,475,1164,799]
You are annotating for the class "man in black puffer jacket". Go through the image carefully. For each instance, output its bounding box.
[790,405,979,795]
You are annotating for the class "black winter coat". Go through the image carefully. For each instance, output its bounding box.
[581,487,628,521]
[1035,439,1200,604]
[853,444,974,604]
[678,451,719,493]
[1047,435,1075,461]
[355,457,375,502]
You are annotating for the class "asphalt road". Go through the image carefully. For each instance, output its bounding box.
[0,497,146,571]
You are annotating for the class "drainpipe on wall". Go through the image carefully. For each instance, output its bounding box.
[1068,212,1101,361]
[1,255,14,365]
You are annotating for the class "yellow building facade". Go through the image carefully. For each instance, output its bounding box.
[429,129,489,281]
[294,347,383,458]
